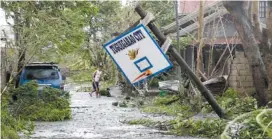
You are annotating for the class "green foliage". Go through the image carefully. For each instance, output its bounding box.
[142,103,192,116]
[138,88,269,138]
[1,107,34,139]
[172,37,193,50]
[202,88,258,117]
[128,119,154,126]
[170,89,268,138]
[70,70,93,82]
[221,109,272,139]
[143,102,194,118]
[1,93,34,139]
[8,81,71,121]
[149,78,160,88]
[119,101,128,108]
[172,118,227,138]
[140,1,174,27]
[1,1,98,63]
[142,95,195,117]
[66,1,124,85]
[153,95,179,106]
[99,89,111,97]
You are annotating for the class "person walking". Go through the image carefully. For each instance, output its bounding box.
[90,66,102,98]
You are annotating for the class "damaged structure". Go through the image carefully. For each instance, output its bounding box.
[162,1,268,94]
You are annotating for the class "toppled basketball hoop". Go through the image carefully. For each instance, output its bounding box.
[103,24,173,85]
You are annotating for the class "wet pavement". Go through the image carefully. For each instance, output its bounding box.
[28,84,200,139]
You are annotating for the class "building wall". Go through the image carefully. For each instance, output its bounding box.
[228,51,255,95]
[179,1,215,14]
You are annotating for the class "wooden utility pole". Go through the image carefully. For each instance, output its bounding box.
[135,5,226,118]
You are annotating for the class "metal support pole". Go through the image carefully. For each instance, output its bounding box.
[135,5,226,118]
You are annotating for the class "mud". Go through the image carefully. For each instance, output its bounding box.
[27,84,201,139]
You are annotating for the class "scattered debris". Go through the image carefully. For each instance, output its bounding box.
[124,96,131,100]
[112,102,118,106]
[119,101,128,108]
[159,80,180,92]
[137,100,144,106]
[203,76,227,94]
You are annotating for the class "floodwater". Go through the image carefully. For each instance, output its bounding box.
[27,84,201,139]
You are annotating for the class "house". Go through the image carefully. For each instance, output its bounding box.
[162,1,269,94]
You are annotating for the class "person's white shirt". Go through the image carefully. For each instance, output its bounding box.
[94,70,102,82]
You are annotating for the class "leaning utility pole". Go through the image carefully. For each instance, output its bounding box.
[135,5,226,118]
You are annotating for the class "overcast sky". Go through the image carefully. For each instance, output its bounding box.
[0,8,10,26]
[0,8,14,41]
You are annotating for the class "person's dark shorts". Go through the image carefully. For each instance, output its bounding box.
[92,81,99,91]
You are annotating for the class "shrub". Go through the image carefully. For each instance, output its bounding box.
[1,94,34,139]
[202,88,257,117]
[8,81,71,121]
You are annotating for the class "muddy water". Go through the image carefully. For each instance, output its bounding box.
[28,84,200,139]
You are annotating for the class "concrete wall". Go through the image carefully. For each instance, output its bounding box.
[228,51,255,94]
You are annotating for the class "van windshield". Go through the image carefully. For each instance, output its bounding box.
[24,66,59,80]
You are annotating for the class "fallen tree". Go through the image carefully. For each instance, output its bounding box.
[1,81,71,138]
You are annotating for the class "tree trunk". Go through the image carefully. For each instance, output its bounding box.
[14,11,25,88]
[264,1,272,99]
[252,1,262,41]
[197,1,204,78]
[257,1,272,101]
[223,1,269,106]
[267,2,272,41]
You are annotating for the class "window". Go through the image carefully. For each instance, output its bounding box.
[259,1,267,18]
[24,66,59,80]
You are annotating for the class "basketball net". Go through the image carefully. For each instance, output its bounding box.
[132,77,149,97]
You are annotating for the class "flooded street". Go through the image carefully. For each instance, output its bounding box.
[29,84,199,139]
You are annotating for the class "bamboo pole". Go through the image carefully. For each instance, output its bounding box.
[197,1,204,78]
